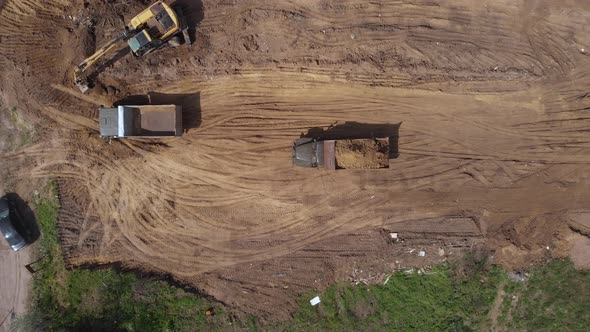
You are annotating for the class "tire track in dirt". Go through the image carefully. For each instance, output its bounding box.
[2,0,590,319]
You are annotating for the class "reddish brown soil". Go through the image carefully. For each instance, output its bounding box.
[1,0,590,320]
[335,139,389,169]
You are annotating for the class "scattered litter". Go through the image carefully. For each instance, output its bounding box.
[389,232,398,240]
[408,249,416,254]
[205,307,216,317]
[351,34,356,39]
[383,274,393,285]
[546,246,550,250]
[310,296,321,306]
[508,271,528,282]
[418,250,426,257]
[438,248,445,256]
[581,48,586,53]
[493,66,499,70]
[403,269,414,274]
[370,195,375,199]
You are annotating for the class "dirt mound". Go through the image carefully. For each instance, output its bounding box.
[567,210,590,237]
[570,234,590,269]
[2,0,590,321]
[335,139,389,169]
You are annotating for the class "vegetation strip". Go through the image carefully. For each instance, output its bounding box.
[10,181,590,331]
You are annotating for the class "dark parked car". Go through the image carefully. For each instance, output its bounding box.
[0,197,28,251]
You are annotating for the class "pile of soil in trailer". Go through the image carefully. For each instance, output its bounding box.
[335,139,389,169]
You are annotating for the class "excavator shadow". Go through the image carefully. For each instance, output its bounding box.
[114,92,201,131]
[86,48,131,90]
[301,122,402,159]
[173,0,205,43]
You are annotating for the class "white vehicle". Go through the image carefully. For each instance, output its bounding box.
[99,105,182,138]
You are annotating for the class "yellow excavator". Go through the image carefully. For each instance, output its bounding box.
[74,1,191,93]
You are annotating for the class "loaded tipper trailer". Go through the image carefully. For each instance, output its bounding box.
[292,138,390,170]
[99,105,182,138]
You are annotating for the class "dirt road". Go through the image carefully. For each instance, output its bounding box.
[0,242,32,332]
[1,0,590,319]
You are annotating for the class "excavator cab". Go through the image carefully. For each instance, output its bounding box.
[128,30,153,55]
[127,1,185,56]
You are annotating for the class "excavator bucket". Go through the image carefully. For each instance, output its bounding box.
[182,27,191,47]
[75,79,90,93]
[175,6,192,47]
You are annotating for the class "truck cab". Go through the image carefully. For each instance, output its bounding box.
[292,138,324,168]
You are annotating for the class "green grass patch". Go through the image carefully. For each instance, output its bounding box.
[279,259,589,332]
[0,104,36,150]
[283,265,503,332]
[509,260,590,331]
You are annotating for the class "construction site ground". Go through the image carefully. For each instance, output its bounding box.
[1,0,590,320]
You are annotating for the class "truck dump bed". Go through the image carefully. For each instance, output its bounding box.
[99,105,182,138]
[323,138,389,170]
[292,137,390,169]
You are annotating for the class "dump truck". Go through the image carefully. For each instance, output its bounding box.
[292,137,390,170]
[99,105,182,138]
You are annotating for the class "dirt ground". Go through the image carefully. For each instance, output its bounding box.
[0,242,33,332]
[1,0,590,320]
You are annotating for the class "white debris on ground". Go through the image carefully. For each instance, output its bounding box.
[389,232,398,240]
[508,271,529,282]
[418,250,426,257]
[310,296,321,306]
[383,274,393,285]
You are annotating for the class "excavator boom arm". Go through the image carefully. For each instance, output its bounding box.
[74,29,136,92]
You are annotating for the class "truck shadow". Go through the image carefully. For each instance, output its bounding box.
[114,92,201,131]
[3,193,40,245]
[300,122,401,159]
